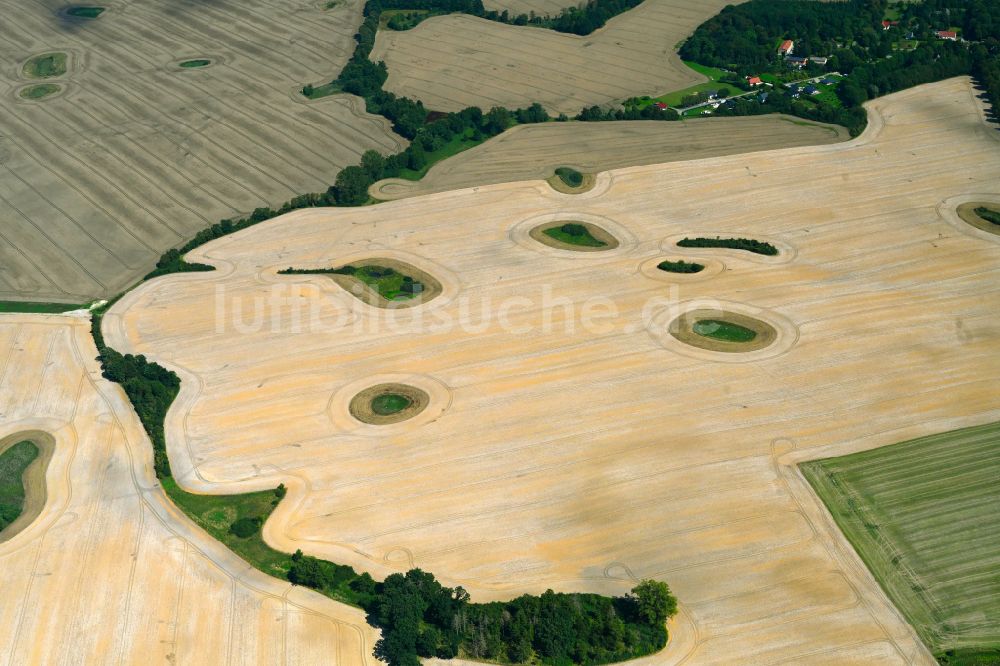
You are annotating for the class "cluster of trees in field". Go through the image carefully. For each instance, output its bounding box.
[678,237,778,256]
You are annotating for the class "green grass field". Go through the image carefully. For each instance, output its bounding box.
[351,265,423,299]
[0,441,39,532]
[637,62,731,109]
[371,393,412,415]
[693,319,756,342]
[161,478,292,579]
[802,421,1000,663]
[0,301,85,313]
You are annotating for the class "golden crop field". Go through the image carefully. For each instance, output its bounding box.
[101,78,1000,664]
[0,314,380,664]
[0,0,405,304]
[370,0,738,114]
[371,115,848,200]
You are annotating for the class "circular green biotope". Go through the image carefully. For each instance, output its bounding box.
[349,383,429,425]
[65,5,105,18]
[179,59,211,68]
[693,319,758,342]
[20,84,61,101]
[371,393,412,416]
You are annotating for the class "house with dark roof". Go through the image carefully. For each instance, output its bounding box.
[786,56,808,69]
[804,85,820,95]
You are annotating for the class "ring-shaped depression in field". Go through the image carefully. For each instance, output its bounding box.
[511,211,637,257]
[646,299,798,362]
[328,373,452,435]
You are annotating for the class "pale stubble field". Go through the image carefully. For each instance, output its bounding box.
[101,79,1000,664]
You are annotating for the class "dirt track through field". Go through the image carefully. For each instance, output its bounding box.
[371,115,848,200]
[104,78,1000,664]
[0,0,405,304]
[370,0,740,114]
[0,314,380,664]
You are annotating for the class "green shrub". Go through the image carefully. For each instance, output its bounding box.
[229,517,261,538]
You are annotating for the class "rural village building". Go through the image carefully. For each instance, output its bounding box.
[778,39,794,56]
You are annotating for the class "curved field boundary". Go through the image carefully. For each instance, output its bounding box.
[0,315,379,664]
[370,116,848,201]
[370,0,744,114]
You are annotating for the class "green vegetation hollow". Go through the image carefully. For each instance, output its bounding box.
[530,221,620,252]
[179,59,211,69]
[957,203,1000,236]
[668,309,777,353]
[693,319,757,343]
[64,5,104,18]
[280,259,442,307]
[370,393,412,416]
[677,237,778,256]
[657,259,704,274]
[349,383,428,425]
[802,421,1000,663]
[0,441,39,533]
[22,52,67,79]
[19,84,62,101]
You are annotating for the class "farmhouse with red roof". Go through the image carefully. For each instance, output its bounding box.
[747,76,763,86]
[778,39,794,56]
[936,30,958,40]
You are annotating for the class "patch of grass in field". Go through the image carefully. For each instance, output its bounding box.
[22,52,67,79]
[161,477,294,579]
[0,300,85,313]
[371,393,412,415]
[657,259,704,274]
[65,5,104,18]
[801,421,1000,661]
[554,166,583,187]
[974,207,1000,225]
[301,81,341,99]
[19,84,62,100]
[179,59,211,68]
[636,62,732,109]
[0,441,39,532]
[544,223,607,247]
[351,265,423,299]
[693,319,757,342]
[397,127,487,180]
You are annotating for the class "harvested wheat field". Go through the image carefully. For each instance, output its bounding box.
[0,0,404,304]
[370,0,739,114]
[371,115,848,200]
[104,78,1000,664]
[0,314,379,664]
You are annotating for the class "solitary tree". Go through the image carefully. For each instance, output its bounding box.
[630,579,678,627]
